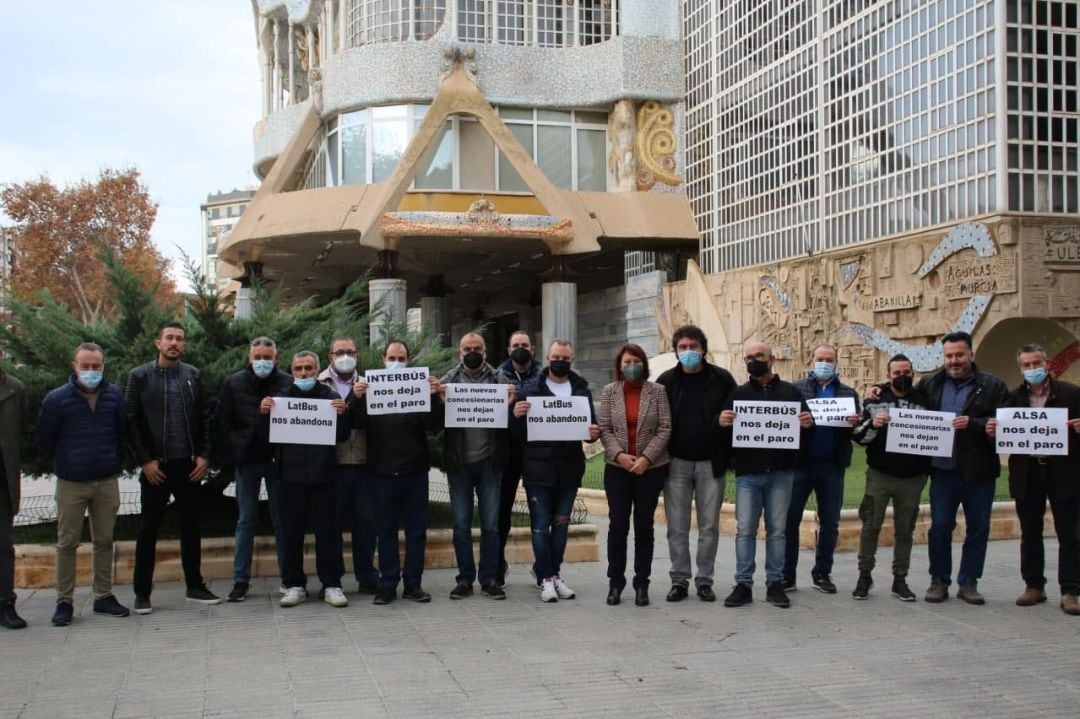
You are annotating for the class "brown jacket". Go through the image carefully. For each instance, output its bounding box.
[598,380,672,469]
[1005,377,1080,500]
[0,372,28,509]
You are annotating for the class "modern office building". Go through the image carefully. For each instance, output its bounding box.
[201,189,256,293]
[667,0,1080,385]
[223,0,697,382]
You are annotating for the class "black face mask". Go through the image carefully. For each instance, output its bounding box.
[462,351,484,370]
[746,359,770,378]
[549,360,571,378]
[510,347,532,366]
[891,374,913,394]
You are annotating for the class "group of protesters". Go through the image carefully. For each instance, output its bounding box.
[1,321,1078,630]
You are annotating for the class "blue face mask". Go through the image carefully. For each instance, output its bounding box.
[1023,367,1048,385]
[677,350,702,370]
[622,363,644,382]
[813,361,836,380]
[385,360,407,370]
[251,359,275,378]
[294,377,317,392]
[77,370,103,390]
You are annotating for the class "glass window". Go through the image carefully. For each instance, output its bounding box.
[372,108,408,181]
[537,125,573,189]
[459,119,496,190]
[498,123,534,191]
[341,123,368,184]
[415,121,453,189]
[577,128,607,191]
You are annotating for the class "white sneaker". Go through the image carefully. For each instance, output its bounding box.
[280,587,306,607]
[553,576,576,600]
[323,587,348,608]
[277,584,288,595]
[540,578,558,603]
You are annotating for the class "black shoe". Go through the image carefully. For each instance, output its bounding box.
[185,584,222,605]
[450,581,473,600]
[403,585,432,603]
[481,582,506,600]
[92,594,130,617]
[812,574,838,594]
[133,596,153,615]
[891,577,916,602]
[607,585,622,606]
[957,582,985,605]
[853,572,873,600]
[924,580,949,603]
[227,581,249,603]
[766,581,791,608]
[0,600,27,629]
[724,583,753,607]
[697,585,717,602]
[356,581,379,595]
[51,601,74,626]
[495,563,508,590]
[635,587,650,607]
[666,584,689,602]
[783,578,798,592]
[373,588,397,605]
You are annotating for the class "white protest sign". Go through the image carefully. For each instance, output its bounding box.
[885,408,956,457]
[269,398,337,446]
[527,395,591,441]
[364,366,431,415]
[444,383,509,428]
[731,400,802,449]
[806,396,858,428]
[995,407,1069,456]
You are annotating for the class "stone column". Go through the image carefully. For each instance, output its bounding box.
[420,296,451,348]
[370,279,407,346]
[542,282,577,355]
[235,261,264,320]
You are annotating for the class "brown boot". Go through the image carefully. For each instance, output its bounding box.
[1061,594,1080,616]
[1016,587,1047,606]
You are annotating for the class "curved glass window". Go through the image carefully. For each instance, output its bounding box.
[312,104,610,192]
[347,1,447,46]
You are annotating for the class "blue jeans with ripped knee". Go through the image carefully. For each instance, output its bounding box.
[526,480,578,580]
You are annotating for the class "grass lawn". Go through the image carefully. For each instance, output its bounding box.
[582,446,1011,509]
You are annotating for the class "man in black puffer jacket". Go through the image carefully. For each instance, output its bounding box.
[261,351,350,609]
[215,336,293,602]
[38,342,129,625]
[512,339,600,604]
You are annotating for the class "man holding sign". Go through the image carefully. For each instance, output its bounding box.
[439,332,514,600]
[719,341,813,609]
[784,344,860,594]
[513,339,600,603]
[353,340,443,605]
[261,351,350,609]
[917,331,1008,605]
[986,343,1080,615]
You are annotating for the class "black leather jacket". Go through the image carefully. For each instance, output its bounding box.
[124,360,213,464]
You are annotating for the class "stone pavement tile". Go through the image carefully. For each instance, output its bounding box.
[295,698,390,717]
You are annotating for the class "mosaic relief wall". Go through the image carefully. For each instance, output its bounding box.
[664,218,1080,395]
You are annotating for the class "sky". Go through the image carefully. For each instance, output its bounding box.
[0,1,262,291]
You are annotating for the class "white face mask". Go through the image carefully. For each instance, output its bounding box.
[333,355,357,374]
[385,360,407,370]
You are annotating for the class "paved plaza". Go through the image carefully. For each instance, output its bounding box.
[2,526,1079,718]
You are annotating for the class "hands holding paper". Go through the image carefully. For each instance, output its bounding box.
[952,415,970,430]
[986,418,998,436]
[259,397,275,414]
[798,411,814,428]
[352,380,368,399]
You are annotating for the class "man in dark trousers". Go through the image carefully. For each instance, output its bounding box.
[918,331,1008,605]
[987,343,1080,615]
[216,336,293,602]
[38,342,130,625]
[719,340,813,609]
[784,343,860,594]
[0,366,28,629]
[125,321,219,613]
[495,330,543,588]
[655,325,736,603]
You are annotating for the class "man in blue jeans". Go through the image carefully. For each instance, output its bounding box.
[917,331,1008,605]
[513,339,600,603]
[719,340,813,609]
[439,332,514,599]
[215,337,293,602]
[784,343,860,594]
